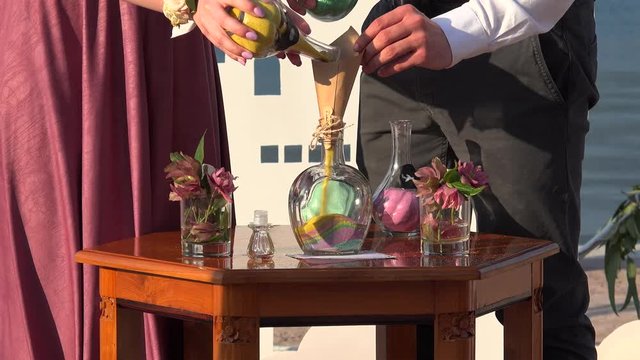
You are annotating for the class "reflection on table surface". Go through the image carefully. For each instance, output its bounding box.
[79,224,558,283]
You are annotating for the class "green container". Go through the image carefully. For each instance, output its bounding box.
[307,0,358,22]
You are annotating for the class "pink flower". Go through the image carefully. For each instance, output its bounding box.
[168,176,204,201]
[207,167,237,203]
[415,157,447,181]
[413,157,448,201]
[433,185,464,210]
[458,161,488,188]
[190,222,219,242]
[164,154,200,181]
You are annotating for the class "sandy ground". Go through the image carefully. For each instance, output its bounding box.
[586,268,639,344]
[273,268,639,349]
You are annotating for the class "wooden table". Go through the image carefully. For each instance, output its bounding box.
[75,225,558,360]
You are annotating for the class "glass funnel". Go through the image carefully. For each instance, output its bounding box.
[372,120,420,235]
[289,135,372,254]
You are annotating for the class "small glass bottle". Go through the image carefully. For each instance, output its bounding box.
[372,120,420,236]
[247,210,275,260]
[289,132,372,255]
[229,0,339,62]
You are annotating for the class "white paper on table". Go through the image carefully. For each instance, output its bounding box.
[288,252,395,263]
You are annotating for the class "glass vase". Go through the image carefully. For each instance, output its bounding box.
[372,120,420,236]
[289,135,372,255]
[180,195,232,257]
[420,197,471,255]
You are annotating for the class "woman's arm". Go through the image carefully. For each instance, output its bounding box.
[122,0,308,66]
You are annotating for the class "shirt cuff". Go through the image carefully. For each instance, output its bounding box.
[432,4,491,67]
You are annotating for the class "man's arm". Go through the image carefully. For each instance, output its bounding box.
[432,0,574,67]
[355,0,574,76]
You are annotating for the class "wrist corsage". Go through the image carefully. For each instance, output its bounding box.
[163,0,198,38]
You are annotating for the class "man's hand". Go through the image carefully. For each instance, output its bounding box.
[353,5,453,77]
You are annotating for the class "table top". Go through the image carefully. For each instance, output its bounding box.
[75,225,558,284]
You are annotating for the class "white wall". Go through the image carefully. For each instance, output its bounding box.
[219,3,373,225]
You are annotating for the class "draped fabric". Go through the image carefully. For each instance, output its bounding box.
[0,1,230,358]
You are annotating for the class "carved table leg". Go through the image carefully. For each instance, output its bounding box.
[99,269,118,360]
[376,325,417,360]
[503,261,543,360]
[100,296,117,360]
[434,311,476,359]
[213,316,259,360]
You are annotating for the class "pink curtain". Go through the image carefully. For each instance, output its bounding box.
[0,1,230,359]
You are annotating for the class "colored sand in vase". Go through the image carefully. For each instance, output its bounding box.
[301,179,356,221]
[374,187,419,233]
[296,213,367,254]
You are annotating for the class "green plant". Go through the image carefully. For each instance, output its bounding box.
[599,185,640,318]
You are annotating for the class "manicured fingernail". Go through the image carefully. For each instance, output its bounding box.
[242,51,253,60]
[253,7,264,17]
[245,31,258,41]
[238,57,246,66]
[353,43,361,52]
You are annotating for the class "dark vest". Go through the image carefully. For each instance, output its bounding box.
[365,0,599,107]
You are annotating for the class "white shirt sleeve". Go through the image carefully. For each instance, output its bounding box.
[431,0,574,67]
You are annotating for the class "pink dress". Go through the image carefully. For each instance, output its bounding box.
[0,1,230,359]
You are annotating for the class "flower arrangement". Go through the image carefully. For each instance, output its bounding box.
[164,132,236,245]
[590,184,640,318]
[412,157,488,246]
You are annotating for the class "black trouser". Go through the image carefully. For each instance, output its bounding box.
[357,1,598,359]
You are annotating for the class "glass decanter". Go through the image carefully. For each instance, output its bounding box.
[288,135,372,255]
[372,120,420,236]
[229,0,339,62]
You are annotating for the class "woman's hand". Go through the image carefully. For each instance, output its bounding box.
[193,0,266,65]
[353,5,453,77]
[194,0,312,66]
[275,5,311,66]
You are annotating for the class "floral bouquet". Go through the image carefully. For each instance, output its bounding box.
[412,157,488,254]
[164,132,236,256]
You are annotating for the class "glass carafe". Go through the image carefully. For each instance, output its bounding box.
[229,0,339,62]
[372,120,420,235]
[288,135,372,254]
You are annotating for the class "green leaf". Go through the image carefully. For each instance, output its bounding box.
[625,259,640,319]
[625,212,640,240]
[450,182,485,197]
[170,151,185,162]
[194,130,207,164]
[618,257,635,312]
[604,243,622,315]
[622,202,638,217]
[621,236,637,258]
[618,282,632,312]
[612,200,630,219]
[443,169,460,184]
[185,0,198,12]
[627,185,640,195]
